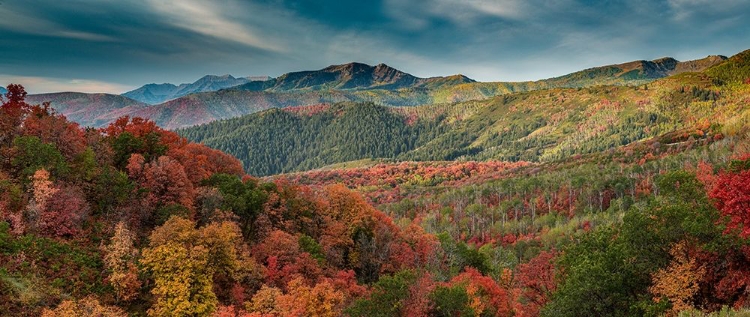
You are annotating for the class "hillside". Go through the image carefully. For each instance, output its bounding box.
[180,51,746,176]
[25,92,148,127]
[273,114,750,316]
[427,55,727,103]
[122,74,259,104]
[180,103,446,175]
[543,54,727,86]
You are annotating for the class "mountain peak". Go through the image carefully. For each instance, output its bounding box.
[323,62,372,73]
[653,57,678,62]
[373,63,402,74]
[652,57,679,67]
[198,74,236,81]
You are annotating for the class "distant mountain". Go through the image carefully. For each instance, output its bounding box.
[234,62,475,92]
[25,92,148,127]
[430,55,728,102]
[122,83,180,105]
[178,51,746,176]
[123,74,263,104]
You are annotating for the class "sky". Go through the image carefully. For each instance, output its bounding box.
[1,0,749,94]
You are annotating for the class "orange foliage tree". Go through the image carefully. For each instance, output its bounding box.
[276,277,345,317]
[649,241,706,313]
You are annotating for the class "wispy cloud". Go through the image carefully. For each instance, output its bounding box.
[385,0,536,29]
[667,0,749,20]
[0,74,132,94]
[436,0,528,20]
[0,5,115,41]
[145,0,285,52]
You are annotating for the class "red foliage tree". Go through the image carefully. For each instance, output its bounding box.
[402,272,436,317]
[710,162,750,237]
[22,104,86,160]
[39,185,89,238]
[140,156,195,209]
[514,250,558,317]
[106,116,244,186]
[0,84,30,147]
[449,268,513,316]
[167,143,244,186]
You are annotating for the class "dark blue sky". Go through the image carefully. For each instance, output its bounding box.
[1,0,749,93]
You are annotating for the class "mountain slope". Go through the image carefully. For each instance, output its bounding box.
[546,55,727,85]
[122,74,255,104]
[179,102,445,175]
[431,55,728,102]
[25,92,148,127]
[179,51,747,176]
[131,88,440,129]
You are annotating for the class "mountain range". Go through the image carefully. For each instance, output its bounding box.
[122,74,266,104]
[178,50,748,176]
[22,54,728,130]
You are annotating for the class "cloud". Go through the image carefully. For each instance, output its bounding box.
[0,74,133,94]
[385,0,539,29]
[145,0,285,52]
[0,5,115,41]
[2,0,750,89]
[436,0,527,19]
[667,0,750,20]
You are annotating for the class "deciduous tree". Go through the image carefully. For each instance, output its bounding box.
[141,216,242,317]
[103,222,141,302]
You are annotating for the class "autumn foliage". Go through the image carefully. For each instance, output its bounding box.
[1,80,750,317]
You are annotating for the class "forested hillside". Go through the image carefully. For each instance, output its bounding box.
[278,133,750,316]
[180,50,748,177]
[180,103,447,175]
